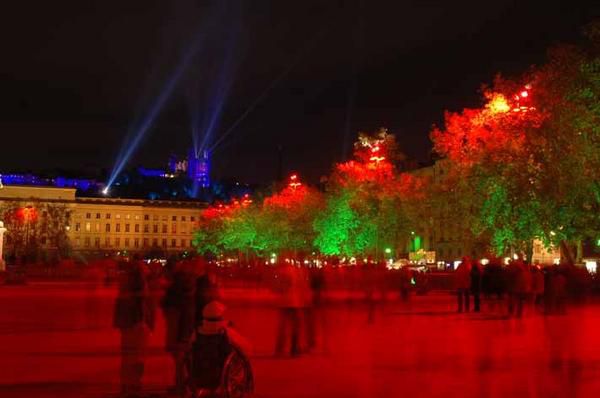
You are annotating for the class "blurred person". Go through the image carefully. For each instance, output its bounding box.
[507,259,530,317]
[113,256,155,397]
[531,265,545,311]
[161,259,196,395]
[455,257,472,313]
[305,265,325,352]
[399,265,412,302]
[470,260,482,312]
[415,269,429,296]
[194,260,221,328]
[274,263,303,357]
[552,268,568,314]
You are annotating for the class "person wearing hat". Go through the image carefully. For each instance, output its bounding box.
[198,301,250,352]
[187,301,251,393]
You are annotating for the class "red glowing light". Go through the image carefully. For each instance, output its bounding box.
[17,206,38,222]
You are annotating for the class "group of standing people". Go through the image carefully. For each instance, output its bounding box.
[113,256,219,397]
[455,256,573,317]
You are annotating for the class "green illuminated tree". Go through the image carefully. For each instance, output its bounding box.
[431,25,600,261]
[313,129,424,258]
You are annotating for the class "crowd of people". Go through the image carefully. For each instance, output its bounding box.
[106,253,597,397]
[454,256,593,316]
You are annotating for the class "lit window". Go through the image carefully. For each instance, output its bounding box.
[85,222,91,232]
[95,223,100,232]
[116,214,121,219]
[134,215,140,220]
[126,214,131,220]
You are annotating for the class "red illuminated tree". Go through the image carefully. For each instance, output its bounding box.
[430,28,600,260]
[0,201,72,263]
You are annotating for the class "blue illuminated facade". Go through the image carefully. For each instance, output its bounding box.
[187,149,211,188]
[0,173,99,191]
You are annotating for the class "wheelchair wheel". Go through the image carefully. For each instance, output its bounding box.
[222,348,254,398]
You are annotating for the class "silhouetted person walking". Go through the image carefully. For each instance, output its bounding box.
[470,261,482,312]
[455,257,472,313]
[161,259,195,395]
[113,257,155,397]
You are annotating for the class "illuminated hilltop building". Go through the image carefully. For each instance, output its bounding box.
[187,149,211,188]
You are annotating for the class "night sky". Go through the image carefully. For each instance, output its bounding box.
[1,0,597,184]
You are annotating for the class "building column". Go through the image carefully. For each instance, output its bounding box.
[0,221,6,271]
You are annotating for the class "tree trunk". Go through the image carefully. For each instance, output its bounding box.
[560,240,575,265]
[576,239,583,264]
[525,240,534,265]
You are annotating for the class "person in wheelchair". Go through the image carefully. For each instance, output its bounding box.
[186,301,253,398]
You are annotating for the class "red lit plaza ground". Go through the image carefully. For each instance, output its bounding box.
[1,282,599,397]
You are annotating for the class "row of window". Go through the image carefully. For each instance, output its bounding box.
[83,212,196,222]
[73,222,191,234]
[75,236,193,248]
